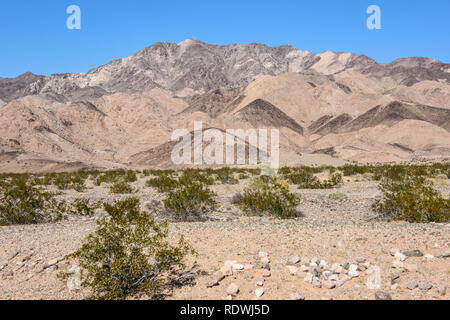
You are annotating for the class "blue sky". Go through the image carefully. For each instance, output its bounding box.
[0,0,449,78]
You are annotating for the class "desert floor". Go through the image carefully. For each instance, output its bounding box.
[0,176,449,300]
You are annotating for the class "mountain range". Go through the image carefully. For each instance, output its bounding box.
[0,39,449,172]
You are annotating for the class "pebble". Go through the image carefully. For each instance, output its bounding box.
[394,252,407,262]
[224,260,238,268]
[303,273,313,283]
[389,248,400,256]
[390,273,400,284]
[406,282,418,290]
[374,291,392,300]
[256,278,265,287]
[287,256,301,265]
[312,278,322,288]
[391,260,404,268]
[436,284,447,296]
[290,293,305,300]
[355,257,366,263]
[255,288,264,297]
[262,270,271,278]
[232,263,244,270]
[226,283,239,296]
[286,266,298,275]
[323,280,336,289]
[403,250,423,257]
[423,254,434,259]
[418,283,432,292]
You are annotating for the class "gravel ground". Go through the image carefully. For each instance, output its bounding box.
[0,177,449,300]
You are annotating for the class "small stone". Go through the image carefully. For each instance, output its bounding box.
[394,252,407,262]
[374,291,392,300]
[232,263,244,270]
[423,254,434,259]
[319,260,329,269]
[286,266,298,275]
[328,274,339,282]
[226,283,239,296]
[244,264,253,270]
[287,256,301,265]
[323,280,336,289]
[258,251,268,258]
[443,250,450,258]
[67,265,81,291]
[418,283,432,292]
[436,284,447,296]
[255,288,264,297]
[356,257,366,263]
[299,265,309,272]
[290,293,305,300]
[303,273,313,283]
[366,266,381,290]
[391,260,404,269]
[342,262,350,270]
[256,278,265,286]
[262,270,271,278]
[390,273,400,284]
[224,260,238,268]
[391,284,399,290]
[403,250,423,257]
[206,278,220,288]
[406,282,418,290]
[220,265,233,276]
[260,257,270,264]
[312,278,322,288]
[389,248,400,256]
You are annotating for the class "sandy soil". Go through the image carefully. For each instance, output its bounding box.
[0,177,449,300]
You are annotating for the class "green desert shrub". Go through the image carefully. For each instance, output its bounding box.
[214,167,238,185]
[238,177,300,219]
[146,175,179,193]
[0,178,64,225]
[109,182,136,194]
[284,170,342,189]
[372,175,449,223]
[69,198,103,216]
[178,169,215,186]
[163,182,216,221]
[72,198,194,300]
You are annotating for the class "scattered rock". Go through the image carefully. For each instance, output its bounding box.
[366,266,381,290]
[390,273,400,284]
[406,282,418,290]
[423,254,434,259]
[389,248,400,256]
[287,256,301,265]
[256,278,265,287]
[224,260,238,268]
[286,266,298,275]
[304,273,313,283]
[232,263,244,270]
[323,280,336,289]
[255,288,264,297]
[436,284,447,296]
[403,250,423,257]
[226,283,239,296]
[394,252,407,262]
[290,292,305,300]
[262,270,271,278]
[375,291,392,300]
[418,283,432,292]
[312,278,322,288]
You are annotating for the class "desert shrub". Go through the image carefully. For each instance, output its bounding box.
[322,192,348,201]
[109,182,136,194]
[0,178,64,225]
[72,198,194,300]
[178,169,214,186]
[146,175,179,193]
[69,198,103,216]
[163,182,216,221]
[284,170,342,189]
[372,175,449,223]
[238,177,300,219]
[215,167,238,185]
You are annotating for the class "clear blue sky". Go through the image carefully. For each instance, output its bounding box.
[0,0,449,78]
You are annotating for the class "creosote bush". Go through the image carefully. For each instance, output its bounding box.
[163,182,216,221]
[69,198,103,216]
[72,198,195,300]
[146,175,179,193]
[372,174,449,223]
[0,178,63,225]
[238,176,300,219]
[109,182,136,194]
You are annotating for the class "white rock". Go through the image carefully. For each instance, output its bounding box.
[226,283,239,296]
[366,266,381,290]
[319,260,329,269]
[256,278,265,286]
[224,260,238,268]
[394,252,407,262]
[290,292,305,300]
[258,251,268,258]
[303,273,313,283]
[300,265,309,272]
[66,265,81,291]
[424,254,434,259]
[391,260,404,268]
[232,263,244,270]
[390,248,400,256]
[286,266,299,275]
[255,288,264,297]
[260,257,270,264]
[220,265,233,276]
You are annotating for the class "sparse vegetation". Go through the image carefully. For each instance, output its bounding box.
[373,173,449,223]
[163,182,217,221]
[238,176,300,219]
[72,198,195,300]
